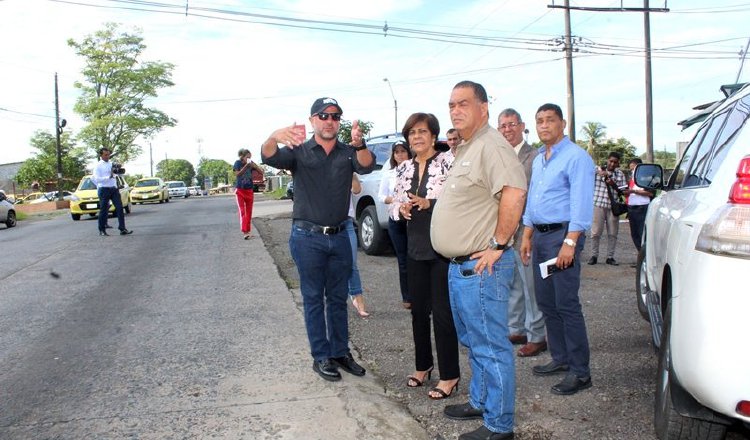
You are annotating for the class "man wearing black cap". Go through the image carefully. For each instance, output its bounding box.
[261,97,375,382]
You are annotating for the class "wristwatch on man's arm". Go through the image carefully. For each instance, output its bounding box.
[488,236,508,251]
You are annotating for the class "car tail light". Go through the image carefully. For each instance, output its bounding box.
[737,400,750,417]
[729,156,750,204]
[695,156,750,258]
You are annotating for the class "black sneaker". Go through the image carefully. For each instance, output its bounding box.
[313,359,341,382]
[331,353,366,376]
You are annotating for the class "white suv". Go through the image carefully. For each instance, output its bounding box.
[166,181,188,198]
[635,83,750,439]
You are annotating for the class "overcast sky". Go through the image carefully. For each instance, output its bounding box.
[1,0,748,176]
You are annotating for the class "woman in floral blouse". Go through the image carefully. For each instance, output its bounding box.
[390,112,460,400]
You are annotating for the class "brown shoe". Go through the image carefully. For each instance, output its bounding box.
[518,341,548,357]
[508,334,528,345]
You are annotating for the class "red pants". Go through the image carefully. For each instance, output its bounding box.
[235,188,255,233]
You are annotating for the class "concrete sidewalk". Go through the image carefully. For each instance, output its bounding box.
[240,208,430,439]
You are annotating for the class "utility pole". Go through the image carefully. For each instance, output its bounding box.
[644,0,654,162]
[383,78,398,134]
[149,142,154,177]
[54,73,66,201]
[563,0,576,142]
[736,37,750,84]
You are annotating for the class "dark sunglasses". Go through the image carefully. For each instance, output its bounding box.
[315,112,342,121]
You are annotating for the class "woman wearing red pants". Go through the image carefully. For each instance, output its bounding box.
[233,149,264,239]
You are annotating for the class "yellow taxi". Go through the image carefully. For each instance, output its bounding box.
[130,177,170,204]
[69,175,131,221]
[14,192,47,204]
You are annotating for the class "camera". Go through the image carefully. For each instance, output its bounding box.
[112,163,126,175]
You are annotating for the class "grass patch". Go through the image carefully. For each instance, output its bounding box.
[266,187,288,200]
[16,211,29,221]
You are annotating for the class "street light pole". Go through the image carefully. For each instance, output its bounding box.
[383,78,398,134]
[54,73,66,201]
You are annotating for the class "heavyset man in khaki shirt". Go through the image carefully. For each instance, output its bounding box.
[431,81,527,440]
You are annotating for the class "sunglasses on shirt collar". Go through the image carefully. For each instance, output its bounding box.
[314,112,342,121]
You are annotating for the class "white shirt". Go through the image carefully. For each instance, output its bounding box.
[628,179,651,206]
[513,141,524,155]
[378,165,396,204]
[93,159,117,188]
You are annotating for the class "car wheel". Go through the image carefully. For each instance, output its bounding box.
[654,303,727,440]
[71,213,81,221]
[5,211,16,227]
[636,244,650,322]
[358,205,388,255]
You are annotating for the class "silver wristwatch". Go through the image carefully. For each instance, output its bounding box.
[488,236,508,251]
[563,238,577,247]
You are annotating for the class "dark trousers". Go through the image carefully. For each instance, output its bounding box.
[627,205,648,251]
[289,224,352,361]
[407,257,459,380]
[532,228,591,378]
[97,186,125,232]
[388,218,409,302]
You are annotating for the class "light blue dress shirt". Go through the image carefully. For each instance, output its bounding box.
[522,136,595,232]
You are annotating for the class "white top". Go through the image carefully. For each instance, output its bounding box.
[92,159,116,188]
[348,193,355,219]
[628,178,651,206]
[378,165,396,204]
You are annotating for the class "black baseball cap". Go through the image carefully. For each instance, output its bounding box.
[310,97,343,116]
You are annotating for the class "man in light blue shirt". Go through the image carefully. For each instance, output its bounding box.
[92,148,132,236]
[519,103,594,396]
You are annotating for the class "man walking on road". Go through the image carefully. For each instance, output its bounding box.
[261,97,375,382]
[92,147,132,237]
[520,103,595,396]
[432,81,527,440]
[497,108,547,358]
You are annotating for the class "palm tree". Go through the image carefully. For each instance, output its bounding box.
[580,121,607,165]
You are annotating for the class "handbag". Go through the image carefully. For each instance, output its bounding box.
[605,180,628,217]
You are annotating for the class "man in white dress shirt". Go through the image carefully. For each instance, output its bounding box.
[92,148,133,236]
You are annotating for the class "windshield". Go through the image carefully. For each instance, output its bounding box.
[77,178,97,191]
[136,179,160,187]
[168,182,185,188]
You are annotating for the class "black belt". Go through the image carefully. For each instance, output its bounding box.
[534,223,564,233]
[450,254,474,264]
[293,220,344,235]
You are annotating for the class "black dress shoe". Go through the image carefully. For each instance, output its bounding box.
[444,402,484,420]
[99,230,109,236]
[331,353,366,376]
[120,229,133,235]
[312,359,341,382]
[105,224,113,229]
[458,425,514,440]
[532,361,570,376]
[551,374,592,395]
[605,257,618,266]
[587,256,597,265]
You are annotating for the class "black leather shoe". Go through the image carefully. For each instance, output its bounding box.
[587,256,597,265]
[458,425,514,440]
[105,224,113,229]
[99,230,109,236]
[120,229,133,235]
[532,361,570,376]
[312,359,341,382]
[605,257,618,266]
[444,402,484,420]
[551,374,592,395]
[331,353,366,376]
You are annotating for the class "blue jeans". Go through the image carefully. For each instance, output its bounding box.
[388,218,409,302]
[289,223,352,361]
[532,228,590,378]
[344,218,363,297]
[97,186,125,232]
[449,252,515,433]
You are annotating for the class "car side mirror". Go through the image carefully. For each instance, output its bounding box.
[0,193,6,202]
[634,163,664,191]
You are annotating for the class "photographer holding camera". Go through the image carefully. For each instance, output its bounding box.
[92,147,133,236]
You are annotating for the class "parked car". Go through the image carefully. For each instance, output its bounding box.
[351,133,404,255]
[286,180,294,200]
[130,177,170,204]
[69,175,131,221]
[188,186,201,196]
[0,191,17,228]
[166,181,188,198]
[29,190,75,203]
[635,83,750,439]
[14,192,47,204]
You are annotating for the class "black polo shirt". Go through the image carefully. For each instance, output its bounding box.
[263,138,375,226]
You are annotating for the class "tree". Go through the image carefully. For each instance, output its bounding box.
[599,137,639,166]
[650,149,677,169]
[580,121,607,165]
[68,22,177,163]
[156,158,195,184]
[338,120,374,143]
[124,173,144,187]
[15,130,87,190]
[196,158,232,186]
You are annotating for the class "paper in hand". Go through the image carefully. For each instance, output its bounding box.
[539,257,573,279]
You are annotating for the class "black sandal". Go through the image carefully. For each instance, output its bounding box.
[428,379,459,400]
[406,366,433,388]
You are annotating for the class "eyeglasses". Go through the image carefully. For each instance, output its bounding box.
[315,112,342,121]
[499,122,520,130]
